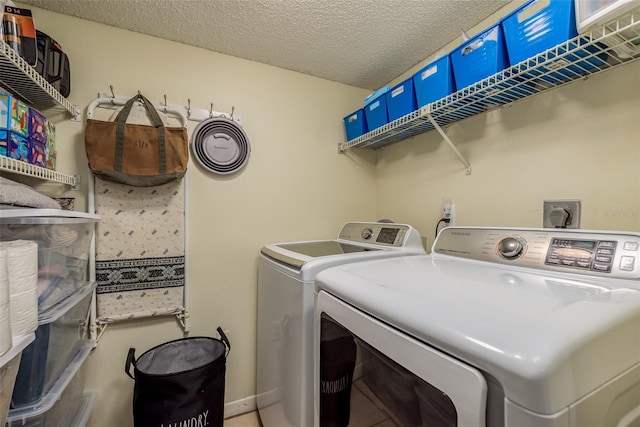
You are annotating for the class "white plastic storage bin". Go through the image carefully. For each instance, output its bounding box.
[10,282,95,409]
[576,0,640,59]
[6,341,92,427]
[70,393,96,427]
[0,209,99,312]
[1,334,34,425]
[576,0,639,32]
[1,354,21,427]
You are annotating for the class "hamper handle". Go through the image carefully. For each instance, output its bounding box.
[125,347,137,379]
[217,327,231,358]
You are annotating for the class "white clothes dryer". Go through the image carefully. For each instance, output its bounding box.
[257,222,425,427]
[315,226,640,427]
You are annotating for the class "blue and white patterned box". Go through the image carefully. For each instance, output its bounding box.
[9,132,31,162]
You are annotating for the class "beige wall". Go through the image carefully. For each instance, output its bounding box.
[372,2,640,246]
[375,61,640,246]
[26,6,375,426]
[21,2,640,427]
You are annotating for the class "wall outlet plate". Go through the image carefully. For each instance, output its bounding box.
[543,199,581,229]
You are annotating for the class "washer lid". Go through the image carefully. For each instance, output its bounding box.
[190,117,251,175]
[261,241,380,268]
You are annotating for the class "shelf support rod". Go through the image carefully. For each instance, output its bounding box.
[425,110,471,175]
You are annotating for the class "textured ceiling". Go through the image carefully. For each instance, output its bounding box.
[19,0,512,90]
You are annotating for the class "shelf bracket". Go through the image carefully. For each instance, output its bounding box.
[175,309,191,333]
[424,109,471,175]
[70,105,82,122]
[91,318,108,344]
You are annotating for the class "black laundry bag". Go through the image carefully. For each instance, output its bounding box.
[125,327,230,427]
[320,317,357,427]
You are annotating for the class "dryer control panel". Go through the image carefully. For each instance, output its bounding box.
[338,222,415,247]
[433,227,640,279]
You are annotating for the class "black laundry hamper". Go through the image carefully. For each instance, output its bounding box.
[125,327,230,427]
[320,318,357,427]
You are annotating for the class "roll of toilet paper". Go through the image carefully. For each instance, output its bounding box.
[0,249,12,357]
[7,288,38,337]
[0,249,9,306]
[0,240,38,337]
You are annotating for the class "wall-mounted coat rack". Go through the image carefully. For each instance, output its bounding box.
[86,87,242,125]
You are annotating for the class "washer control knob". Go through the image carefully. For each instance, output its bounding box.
[361,227,373,240]
[498,237,525,259]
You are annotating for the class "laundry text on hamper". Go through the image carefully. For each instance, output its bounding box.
[160,410,210,427]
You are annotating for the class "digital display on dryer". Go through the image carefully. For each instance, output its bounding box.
[376,228,399,244]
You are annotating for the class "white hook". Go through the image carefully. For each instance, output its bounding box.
[109,85,115,104]
[187,99,191,118]
[209,103,214,118]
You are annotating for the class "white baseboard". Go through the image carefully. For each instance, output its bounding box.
[224,395,258,418]
[225,364,362,420]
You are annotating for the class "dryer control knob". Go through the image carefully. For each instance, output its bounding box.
[361,227,373,240]
[498,237,525,259]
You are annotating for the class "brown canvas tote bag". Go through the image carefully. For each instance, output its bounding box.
[84,93,188,187]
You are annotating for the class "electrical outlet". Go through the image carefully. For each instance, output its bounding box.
[443,202,455,226]
[543,200,580,229]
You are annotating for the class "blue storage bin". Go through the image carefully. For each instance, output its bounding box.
[503,0,577,64]
[385,78,417,122]
[450,24,510,90]
[364,85,390,106]
[502,0,607,81]
[413,55,456,108]
[364,94,388,131]
[343,109,367,141]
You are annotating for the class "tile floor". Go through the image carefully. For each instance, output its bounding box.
[224,410,263,427]
[224,378,403,427]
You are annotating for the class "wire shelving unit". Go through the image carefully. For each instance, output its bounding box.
[339,8,640,175]
[0,40,80,119]
[0,40,81,188]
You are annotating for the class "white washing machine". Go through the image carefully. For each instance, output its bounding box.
[257,222,425,427]
[315,226,640,427]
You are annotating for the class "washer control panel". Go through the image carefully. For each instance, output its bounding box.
[338,222,413,247]
[434,227,640,279]
[545,238,617,273]
[497,236,527,259]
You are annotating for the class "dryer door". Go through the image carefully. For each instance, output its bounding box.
[315,291,487,427]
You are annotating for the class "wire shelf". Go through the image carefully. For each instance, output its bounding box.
[0,156,78,188]
[340,7,640,152]
[0,41,80,119]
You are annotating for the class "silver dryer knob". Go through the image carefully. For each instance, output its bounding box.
[361,228,373,240]
[498,237,525,259]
